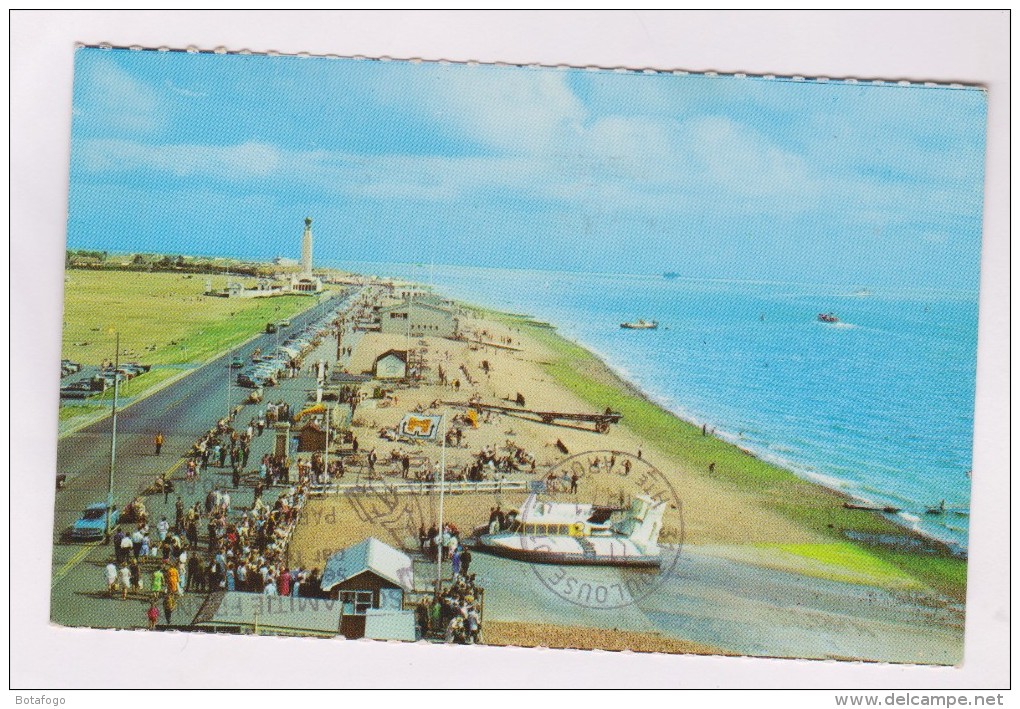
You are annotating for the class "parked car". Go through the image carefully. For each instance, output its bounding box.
[230,356,245,369]
[60,388,94,400]
[237,373,266,388]
[119,363,148,376]
[70,502,118,541]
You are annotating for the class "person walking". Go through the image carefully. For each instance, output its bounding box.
[451,547,462,577]
[119,533,134,564]
[119,564,132,600]
[112,528,126,564]
[130,559,142,591]
[166,564,180,597]
[154,432,165,455]
[163,593,176,626]
[105,562,118,597]
[151,567,164,596]
[156,516,170,543]
[146,599,160,630]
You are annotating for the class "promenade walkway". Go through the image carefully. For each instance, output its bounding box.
[50,307,348,630]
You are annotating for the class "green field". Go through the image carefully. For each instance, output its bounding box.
[62,269,318,367]
[487,309,968,602]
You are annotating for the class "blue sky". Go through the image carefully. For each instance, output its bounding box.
[67,48,987,289]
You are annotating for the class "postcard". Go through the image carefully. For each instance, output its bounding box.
[52,45,987,666]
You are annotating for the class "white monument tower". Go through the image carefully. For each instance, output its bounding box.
[300,216,314,274]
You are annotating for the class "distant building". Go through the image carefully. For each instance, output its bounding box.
[372,350,407,379]
[300,216,314,274]
[290,274,323,293]
[320,538,415,640]
[377,300,458,338]
[395,289,456,310]
[282,216,323,293]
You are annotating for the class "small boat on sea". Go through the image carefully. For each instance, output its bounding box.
[925,501,970,517]
[662,272,680,279]
[817,312,839,324]
[474,494,666,567]
[621,319,658,330]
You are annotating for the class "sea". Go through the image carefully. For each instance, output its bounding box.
[331,260,978,551]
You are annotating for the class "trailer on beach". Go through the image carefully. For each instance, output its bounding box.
[441,400,622,434]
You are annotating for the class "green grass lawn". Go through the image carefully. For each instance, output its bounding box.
[58,405,104,421]
[61,269,320,367]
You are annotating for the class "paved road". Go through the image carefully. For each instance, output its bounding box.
[50,289,359,627]
[474,545,965,664]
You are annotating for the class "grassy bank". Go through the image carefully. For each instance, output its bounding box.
[58,404,104,422]
[61,269,317,366]
[487,310,967,602]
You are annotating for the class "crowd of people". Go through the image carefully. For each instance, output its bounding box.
[201,480,327,599]
[414,575,484,644]
[417,521,469,564]
[102,393,327,629]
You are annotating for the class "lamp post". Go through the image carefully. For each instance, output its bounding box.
[105,330,120,540]
[436,412,447,589]
[323,402,331,486]
[226,346,233,421]
[405,284,413,376]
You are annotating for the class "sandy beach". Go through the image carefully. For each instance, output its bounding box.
[287,290,966,661]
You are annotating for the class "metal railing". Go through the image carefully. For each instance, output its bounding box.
[308,479,531,497]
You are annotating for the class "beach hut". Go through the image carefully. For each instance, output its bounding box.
[377,301,458,338]
[372,349,408,380]
[295,421,327,452]
[320,538,414,639]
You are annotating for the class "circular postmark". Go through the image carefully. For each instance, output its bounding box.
[509,450,685,610]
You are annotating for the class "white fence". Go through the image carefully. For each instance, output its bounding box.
[308,479,532,497]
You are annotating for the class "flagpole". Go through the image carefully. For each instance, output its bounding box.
[436,412,446,591]
[323,402,330,485]
[105,330,120,540]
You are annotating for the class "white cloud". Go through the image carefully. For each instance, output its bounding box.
[395,68,587,155]
[76,57,164,134]
[78,140,280,179]
[164,81,208,98]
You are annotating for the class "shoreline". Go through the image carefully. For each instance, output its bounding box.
[470,303,968,560]
[462,304,966,601]
[586,340,968,556]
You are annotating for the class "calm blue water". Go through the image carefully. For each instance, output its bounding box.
[335,261,978,549]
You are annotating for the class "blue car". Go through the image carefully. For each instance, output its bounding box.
[70,502,118,541]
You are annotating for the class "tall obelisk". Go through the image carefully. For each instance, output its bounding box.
[300,216,313,274]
